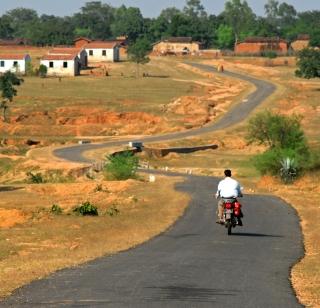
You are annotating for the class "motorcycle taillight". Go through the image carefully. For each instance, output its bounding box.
[234,202,241,209]
[225,203,233,209]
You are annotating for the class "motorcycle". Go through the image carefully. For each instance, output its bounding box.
[222,198,243,235]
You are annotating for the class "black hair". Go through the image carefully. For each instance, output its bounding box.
[224,169,232,177]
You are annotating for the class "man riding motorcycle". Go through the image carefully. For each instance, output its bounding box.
[215,169,243,225]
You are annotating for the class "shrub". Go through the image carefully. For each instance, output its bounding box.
[280,157,297,184]
[295,48,320,79]
[104,151,139,180]
[106,206,120,217]
[51,204,63,215]
[73,201,98,216]
[261,51,277,59]
[38,64,48,78]
[26,171,44,184]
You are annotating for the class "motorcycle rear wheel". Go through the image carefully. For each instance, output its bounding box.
[226,222,232,235]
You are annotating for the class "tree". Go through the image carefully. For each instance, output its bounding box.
[38,64,48,78]
[128,38,150,77]
[264,0,279,28]
[217,24,234,49]
[111,6,144,42]
[0,72,24,122]
[183,0,207,19]
[295,48,320,79]
[223,0,255,46]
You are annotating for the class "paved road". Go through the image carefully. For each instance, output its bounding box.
[2,173,303,307]
[53,63,276,164]
[1,64,304,307]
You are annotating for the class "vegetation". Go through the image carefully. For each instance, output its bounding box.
[247,111,310,180]
[73,201,98,216]
[26,170,75,184]
[0,1,318,49]
[104,151,139,180]
[38,64,48,78]
[127,38,150,77]
[51,204,63,215]
[0,72,24,122]
[295,48,320,79]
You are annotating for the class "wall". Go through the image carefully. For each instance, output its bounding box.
[0,57,30,74]
[85,47,119,63]
[153,42,200,54]
[40,59,78,77]
[235,42,288,55]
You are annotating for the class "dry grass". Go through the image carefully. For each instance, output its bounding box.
[0,176,189,298]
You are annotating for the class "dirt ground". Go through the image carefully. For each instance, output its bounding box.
[0,176,189,298]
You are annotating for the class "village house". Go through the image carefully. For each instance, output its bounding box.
[291,34,310,53]
[40,54,80,77]
[84,41,120,63]
[74,37,91,49]
[235,37,288,55]
[48,47,88,68]
[0,54,31,75]
[152,37,201,55]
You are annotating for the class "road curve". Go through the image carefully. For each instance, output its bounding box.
[53,63,276,164]
[2,173,303,307]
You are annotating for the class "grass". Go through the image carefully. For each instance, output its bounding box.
[0,176,189,298]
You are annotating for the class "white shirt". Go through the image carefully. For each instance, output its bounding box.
[216,177,242,198]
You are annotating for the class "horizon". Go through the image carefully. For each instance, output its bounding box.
[0,0,319,18]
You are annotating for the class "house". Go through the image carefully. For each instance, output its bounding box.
[0,54,31,75]
[74,37,92,49]
[40,54,80,77]
[235,37,288,55]
[84,41,120,63]
[48,47,88,68]
[291,35,310,53]
[153,37,201,55]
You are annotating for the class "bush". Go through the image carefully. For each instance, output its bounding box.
[38,64,48,78]
[106,206,120,217]
[261,51,277,59]
[26,171,44,184]
[295,48,320,79]
[51,204,63,215]
[73,201,98,216]
[104,151,139,180]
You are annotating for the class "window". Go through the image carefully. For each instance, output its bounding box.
[89,50,93,56]
[49,61,54,68]
[102,50,106,56]
[13,61,18,67]
[0,61,4,67]
[63,62,68,68]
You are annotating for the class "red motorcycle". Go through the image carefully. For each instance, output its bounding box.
[222,198,243,235]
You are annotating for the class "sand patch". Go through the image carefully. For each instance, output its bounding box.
[0,209,28,228]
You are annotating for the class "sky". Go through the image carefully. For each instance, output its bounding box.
[0,0,319,17]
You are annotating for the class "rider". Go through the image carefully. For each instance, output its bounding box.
[215,169,243,224]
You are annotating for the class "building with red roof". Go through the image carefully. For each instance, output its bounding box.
[0,54,31,75]
[84,41,120,63]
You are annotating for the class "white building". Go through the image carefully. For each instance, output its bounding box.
[40,54,80,77]
[48,48,88,68]
[85,41,120,63]
[0,54,31,75]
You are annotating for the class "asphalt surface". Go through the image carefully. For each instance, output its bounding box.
[53,63,276,164]
[2,174,303,307]
[1,64,304,307]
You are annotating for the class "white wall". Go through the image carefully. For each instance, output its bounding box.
[85,47,119,63]
[0,56,31,75]
[40,59,79,77]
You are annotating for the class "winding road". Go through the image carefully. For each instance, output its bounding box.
[2,64,304,307]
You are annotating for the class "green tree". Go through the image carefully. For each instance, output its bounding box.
[183,0,207,19]
[217,24,234,49]
[104,151,139,180]
[295,48,320,79]
[111,6,144,42]
[128,38,150,77]
[38,64,48,78]
[0,72,24,122]
[223,0,255,46]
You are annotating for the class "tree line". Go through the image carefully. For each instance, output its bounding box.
[0,0,319,48]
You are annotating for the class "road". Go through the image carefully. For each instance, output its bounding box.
[1,64,304,307]
[53,63,276,164]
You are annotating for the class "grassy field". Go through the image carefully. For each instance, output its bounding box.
[0,176,189,298]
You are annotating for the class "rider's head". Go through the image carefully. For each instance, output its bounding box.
[224,169,232,177]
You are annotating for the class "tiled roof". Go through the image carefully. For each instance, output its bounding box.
[74,37,91,42]
[42,54,77,61]
[49,48,82,56]
[243,37,287,43]
[0,54,29,60]
[166,37,193,43]
[85,41,118,49]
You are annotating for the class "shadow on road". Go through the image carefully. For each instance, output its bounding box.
[0,186,24,192]
[232,232,283,237]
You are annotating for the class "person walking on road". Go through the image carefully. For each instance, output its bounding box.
[215,169,243,223]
